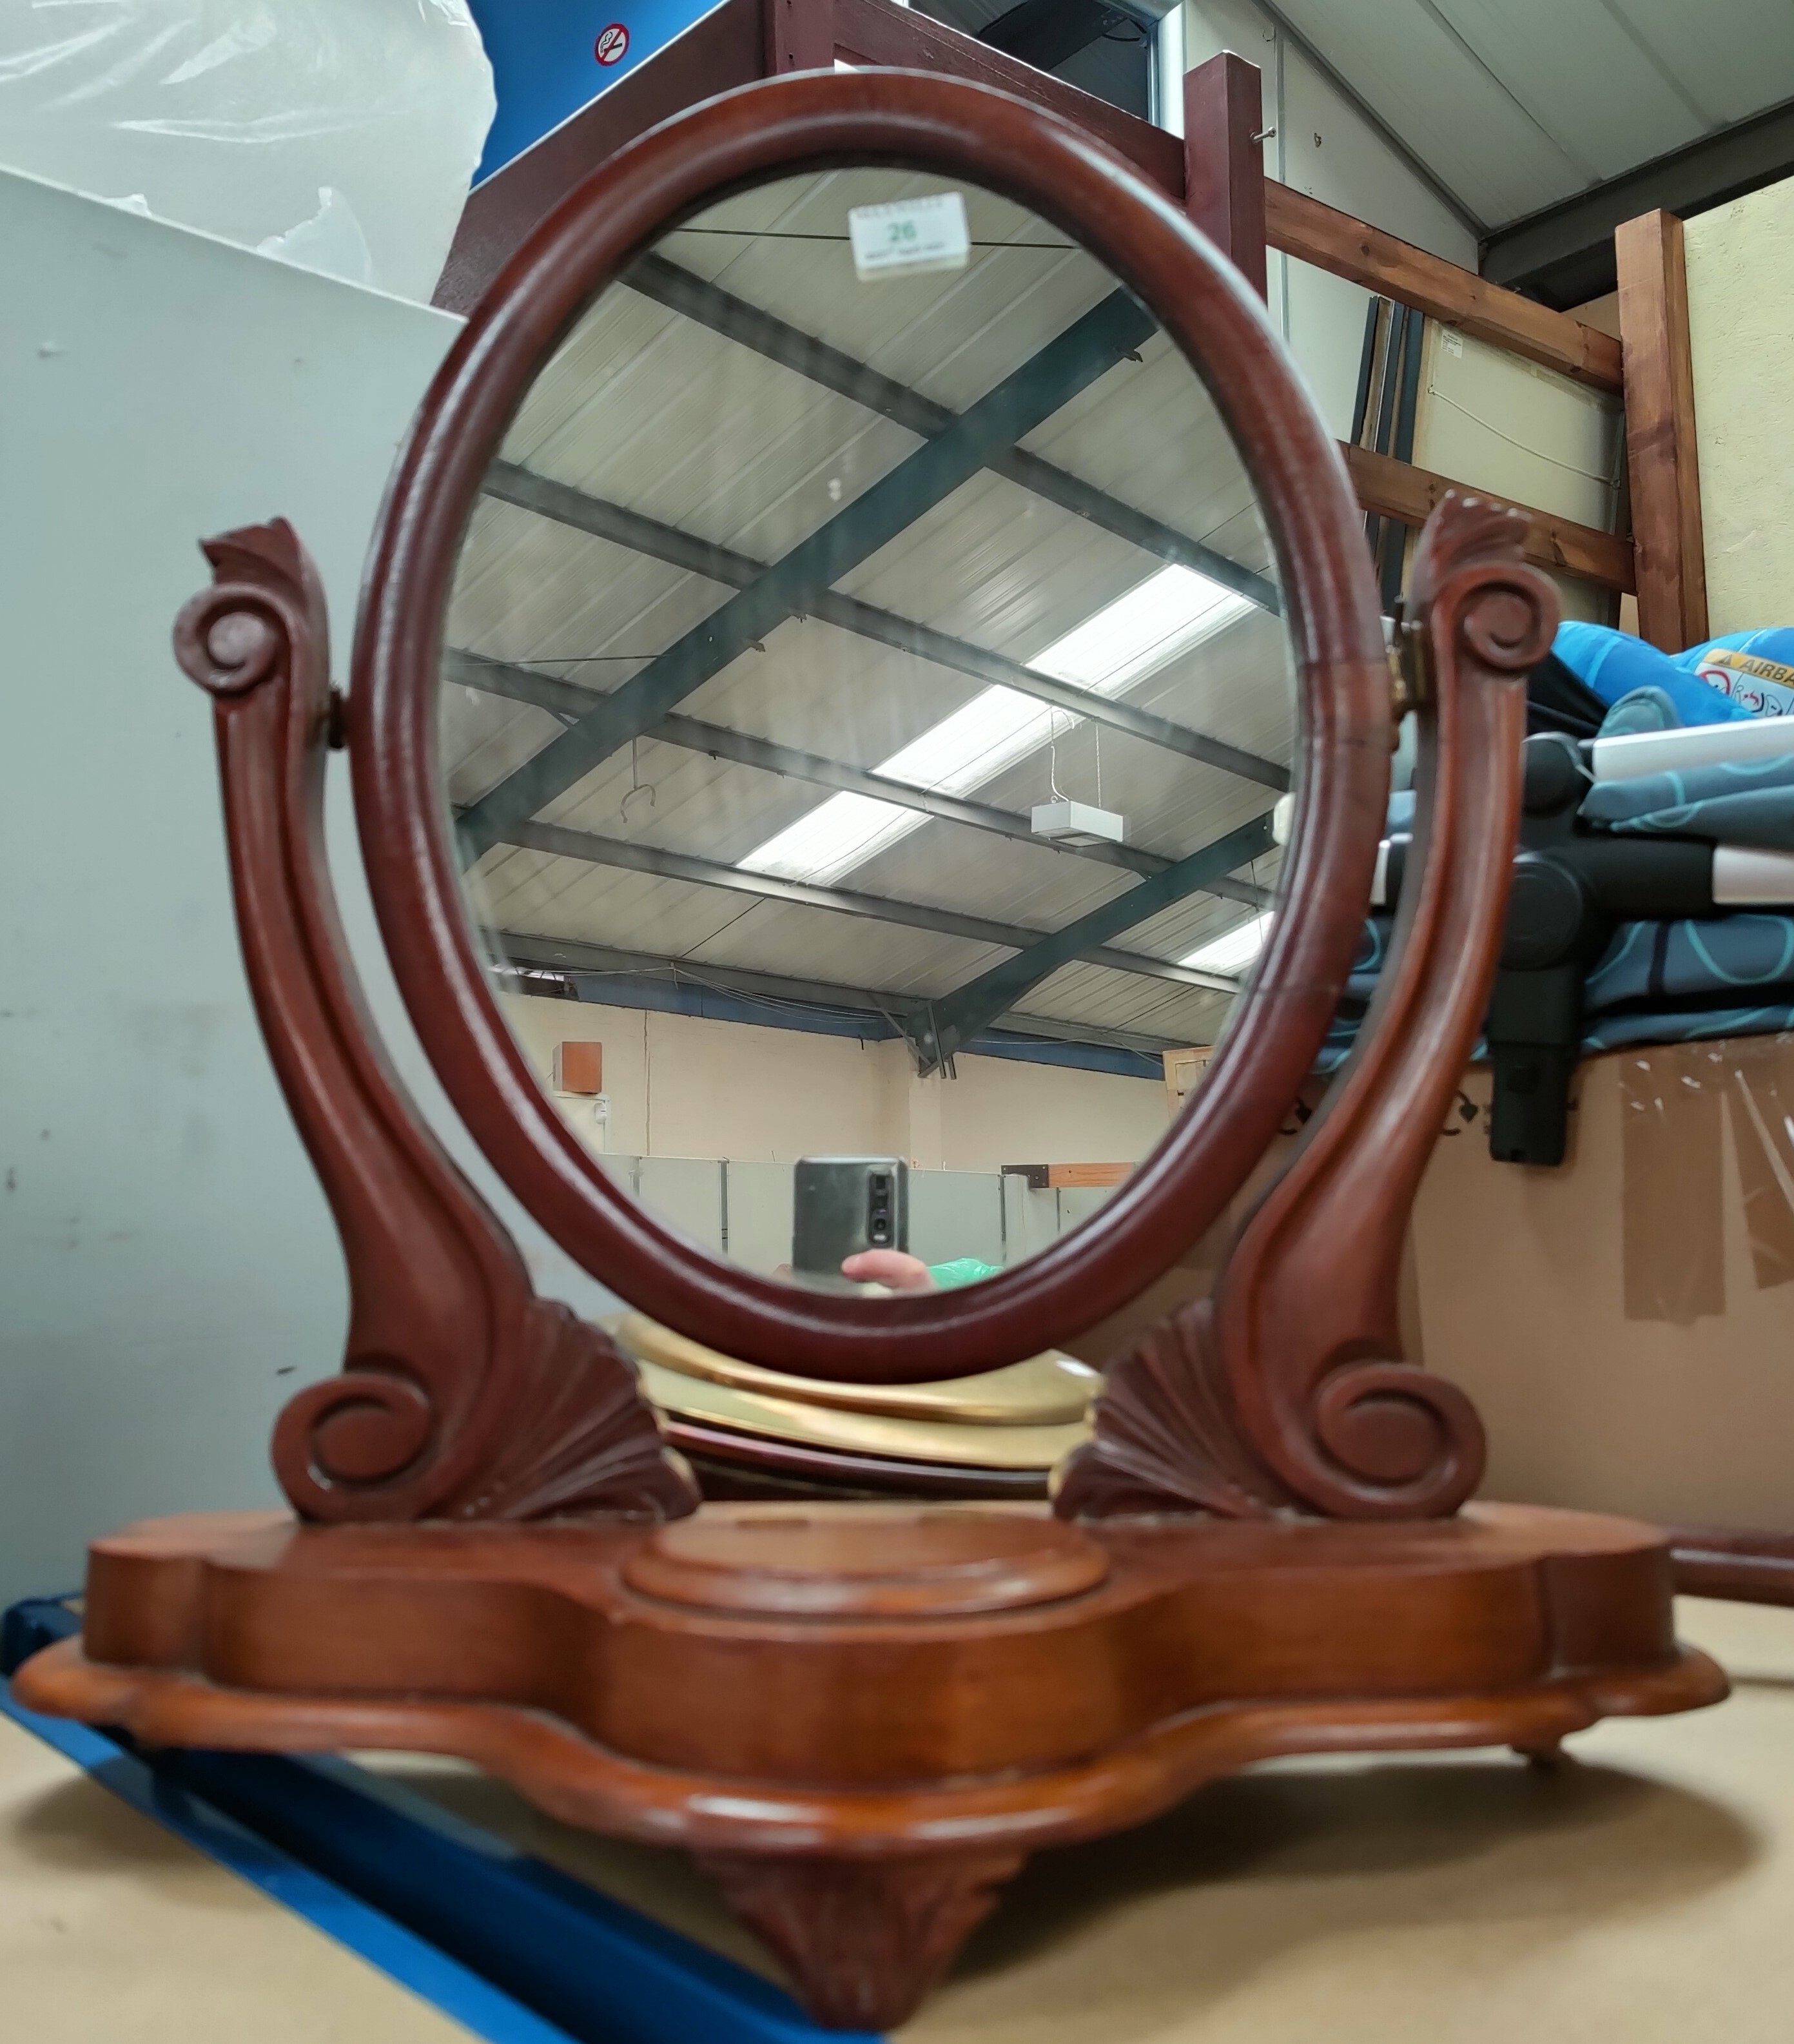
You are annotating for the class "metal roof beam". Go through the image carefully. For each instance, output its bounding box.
[489,816,1244,993]
[445,646,1274,906]
[456,289,1157,866]
[1481,93,1794,309]
[627,253,1282,614]
[913,808,1278,1069]
[478,467,1289,791]
[483,928,1191,1058]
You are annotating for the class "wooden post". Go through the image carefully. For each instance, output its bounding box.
[1183,53,1268,301]
[1615,208,1708,651]
[764,0,835,74]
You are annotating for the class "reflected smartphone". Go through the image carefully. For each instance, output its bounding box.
[792,1156,910,1278]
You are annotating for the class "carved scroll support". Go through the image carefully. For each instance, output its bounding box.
[1060,496,1558,1522]
[702,1849,1026,2030]
[172,521,697,1524]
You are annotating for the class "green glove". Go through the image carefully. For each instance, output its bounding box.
[926,1256,1003,1290]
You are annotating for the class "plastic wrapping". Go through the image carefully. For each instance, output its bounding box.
[0,1,494,304]
[1620,1035,1794,1323]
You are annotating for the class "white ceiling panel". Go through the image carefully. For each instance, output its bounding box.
[1430,0,1708,179]
[1612,0,1794,125]
[1267,0,1794,229]
[1269,0,1588,224]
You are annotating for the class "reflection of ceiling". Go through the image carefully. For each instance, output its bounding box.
[440,170,1298,1071]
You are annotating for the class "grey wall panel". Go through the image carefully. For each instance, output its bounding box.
[908,1171,1005,1270]
[0,168,633,1607]
[723,1161,797,1276]
[636,1157,726,1257]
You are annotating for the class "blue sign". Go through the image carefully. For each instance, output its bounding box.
[465,0,729,184]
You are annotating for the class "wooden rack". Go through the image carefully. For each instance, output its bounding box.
[436,0,1709,652]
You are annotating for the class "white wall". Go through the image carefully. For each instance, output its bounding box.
[1182,0,1479,438]
[0,170,625,1608]
[498,991,1174,1170]
[1685,172,1794,637]
[1410,322,1624,627]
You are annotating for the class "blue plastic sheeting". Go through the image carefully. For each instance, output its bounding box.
[467,0,728,182]
[2,1599,880,2044]
[1555,622,1754,728]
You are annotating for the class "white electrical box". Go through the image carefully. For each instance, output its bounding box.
[1030,800,1125,847]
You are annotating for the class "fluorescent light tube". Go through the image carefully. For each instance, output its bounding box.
[1182,912,1271,975]
[741,565,1250,884]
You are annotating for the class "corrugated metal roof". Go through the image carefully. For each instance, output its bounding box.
[1267,0,1794,231]
[443,168,1304,1055]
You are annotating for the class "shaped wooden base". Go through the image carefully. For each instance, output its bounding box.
[15,1502,1724,2029]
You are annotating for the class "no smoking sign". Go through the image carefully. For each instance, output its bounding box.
[594,21,630,64]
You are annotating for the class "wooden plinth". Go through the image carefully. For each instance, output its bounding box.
[15,1501,1724,2029]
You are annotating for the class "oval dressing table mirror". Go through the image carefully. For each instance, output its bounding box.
[438,148,1300,1498]
[17,70,1725,2033]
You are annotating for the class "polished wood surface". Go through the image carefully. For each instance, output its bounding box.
[1265,181,1624,394]
[765,0,834,73]
[15,1504,1724,2027]
[1615,208,1708,652]
[701,1849,1026,2031]
[358,70,1390,1387]
[41,68,1722,2034]
[170,523,695,1527]
[1670,1526,1794,1608]
[1004,1162,1135,1191]
[1060,497,1554,1522]
[1183,52,1267,301]
[621,1506,1109,1615]
[1343,441,1636,592]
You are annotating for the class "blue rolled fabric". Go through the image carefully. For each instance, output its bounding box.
[1555,621,1751,728]
[1579,752,1794,848]
[1334,643,1794,1076]
[1586,917,1794,1005]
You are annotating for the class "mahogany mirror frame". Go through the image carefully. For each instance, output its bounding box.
[351,67,1391,1385]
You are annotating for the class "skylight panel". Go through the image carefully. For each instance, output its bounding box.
[739,565,1252,886]
[1181,912,1271,977]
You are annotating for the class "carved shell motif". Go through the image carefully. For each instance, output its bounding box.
[1058,494,1556,1524]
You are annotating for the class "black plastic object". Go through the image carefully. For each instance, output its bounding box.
[1380,733,1719,1165]
[1488,732,1714,1166]
[1523,651,1609,741]
[791,1156,910,1275]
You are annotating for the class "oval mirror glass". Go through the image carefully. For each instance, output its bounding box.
[439,167,1295,1301]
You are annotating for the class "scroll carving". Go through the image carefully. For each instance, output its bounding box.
[173,521,697,1524]
[1060,496,1557,1523]
[701,1849,1026,2031]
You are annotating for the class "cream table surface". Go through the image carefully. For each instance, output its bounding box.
[0,1710,498,2043]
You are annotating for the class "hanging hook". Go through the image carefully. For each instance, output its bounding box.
[620,735,657,825]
